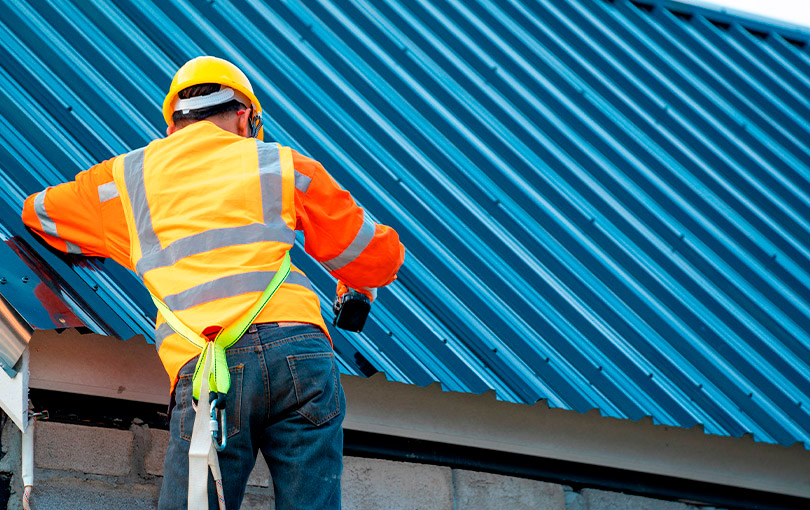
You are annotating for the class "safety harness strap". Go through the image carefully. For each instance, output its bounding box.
[150,252,292,399]
[188,342,218,509]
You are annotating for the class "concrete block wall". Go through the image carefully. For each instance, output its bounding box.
[0,418,726,510]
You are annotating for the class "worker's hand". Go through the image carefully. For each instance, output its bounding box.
[336,281,377,302]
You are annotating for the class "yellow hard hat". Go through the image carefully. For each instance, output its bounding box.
[163,56,264,140]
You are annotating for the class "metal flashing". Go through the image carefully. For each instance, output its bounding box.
[0,292,31,377]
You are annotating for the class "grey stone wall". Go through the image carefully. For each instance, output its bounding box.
[0,419,725,510]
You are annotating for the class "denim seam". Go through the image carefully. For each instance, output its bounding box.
[263,332,324,350]
[227,364,244,439]
[288,356,302,406]
[258,344,271,422]
[227,345,261,354]
[288,352,334,361]
[178,373,193,441]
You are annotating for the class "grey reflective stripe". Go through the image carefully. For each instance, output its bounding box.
[33,189,58,236]
[34,189,83,254]
[294,170,311,193]
[65,241,82,254]
[322,212,376,272]
[135,222,295,275]
[123,148,159,257]
[163,270,313,311]
[257,142,283,225]
[97,181,119,203]
[155,322,174,350]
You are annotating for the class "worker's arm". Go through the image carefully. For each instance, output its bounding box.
[21,157,132,269]
[292,150,405,294]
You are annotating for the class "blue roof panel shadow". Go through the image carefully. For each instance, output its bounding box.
[0,0,808,448]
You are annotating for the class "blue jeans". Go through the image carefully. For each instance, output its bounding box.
[158,323,345,509]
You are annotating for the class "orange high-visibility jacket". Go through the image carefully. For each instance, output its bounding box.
[22,121,405,391]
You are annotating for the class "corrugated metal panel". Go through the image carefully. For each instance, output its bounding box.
[0,0,808,449]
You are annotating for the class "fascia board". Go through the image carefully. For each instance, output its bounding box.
[28,329,169,405]
[342,373,810,499]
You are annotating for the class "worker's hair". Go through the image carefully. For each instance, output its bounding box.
[171,83,246,125]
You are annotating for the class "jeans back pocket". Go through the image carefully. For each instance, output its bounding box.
[286,352,341,426]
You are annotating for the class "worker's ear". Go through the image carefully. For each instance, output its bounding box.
[166,124,178,136]
[237,108,251,138]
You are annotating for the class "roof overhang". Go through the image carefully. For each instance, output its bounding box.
[23,328,810,499]
[343,372,810,500]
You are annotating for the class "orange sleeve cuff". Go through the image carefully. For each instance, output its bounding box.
[21,191,72,253]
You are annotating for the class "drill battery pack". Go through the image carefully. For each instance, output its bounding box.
[332,291,372,332]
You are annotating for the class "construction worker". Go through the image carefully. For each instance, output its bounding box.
[21,56,405,509]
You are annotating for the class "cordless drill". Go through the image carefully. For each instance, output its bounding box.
[332,289,372,332]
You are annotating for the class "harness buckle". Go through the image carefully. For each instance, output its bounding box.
[209,398,227,452]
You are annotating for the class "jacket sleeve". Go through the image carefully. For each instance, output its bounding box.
[21,157,133,269]
[291,149,405,290]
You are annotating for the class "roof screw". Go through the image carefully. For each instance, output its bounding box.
[21,276,29,283]
[0,277,5,285]
[92,284,99,291]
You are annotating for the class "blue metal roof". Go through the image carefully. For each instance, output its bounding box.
[0,0,808,449]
